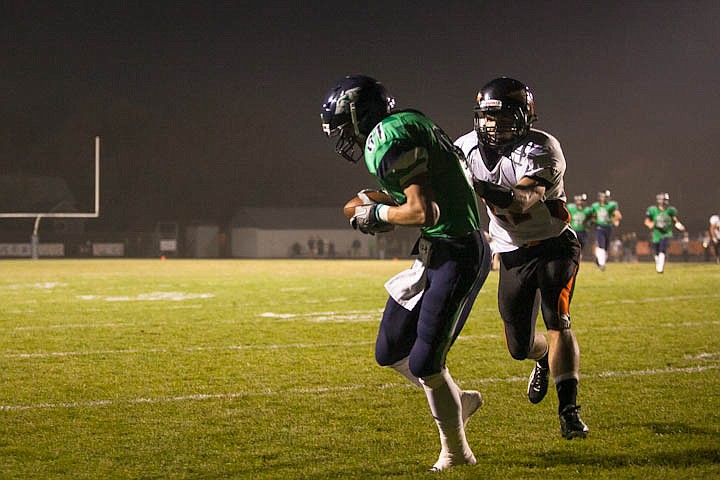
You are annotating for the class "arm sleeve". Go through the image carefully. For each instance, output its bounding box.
[377,145,429,188]
[524,139,565,193]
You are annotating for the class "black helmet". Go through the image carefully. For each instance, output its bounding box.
[474,77,537,150]
[321,75,395,162]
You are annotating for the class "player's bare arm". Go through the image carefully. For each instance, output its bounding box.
[508,176,545,214]
[644,217,654,230]
[473,175,544,213]
[386,173,439,227]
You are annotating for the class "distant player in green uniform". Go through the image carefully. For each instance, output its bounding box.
[321,75,492,471]
[590,190,622,270]
[644,193,685,273]
[567,194,592,250]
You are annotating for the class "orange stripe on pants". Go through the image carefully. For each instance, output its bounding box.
[557,265,578,317]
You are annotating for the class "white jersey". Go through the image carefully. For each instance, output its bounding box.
[455,129,571,253]
[711,214,720,238]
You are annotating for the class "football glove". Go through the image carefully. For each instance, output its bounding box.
[474,180,514,209]
[350,204,394,235]
[350,190,394,235]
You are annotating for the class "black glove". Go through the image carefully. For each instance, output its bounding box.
[350,204,394,235]
[473,180,514,209]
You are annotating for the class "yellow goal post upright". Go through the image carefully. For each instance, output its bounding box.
[0,136,100,259]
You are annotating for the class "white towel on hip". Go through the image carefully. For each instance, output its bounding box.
[384,259,427,311]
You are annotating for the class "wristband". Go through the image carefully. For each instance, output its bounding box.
[376,204,391,223]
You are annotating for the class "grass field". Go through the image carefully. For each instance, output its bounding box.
[1,259,719,479]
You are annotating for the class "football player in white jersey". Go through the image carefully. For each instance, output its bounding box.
[455,77,588,439]
[709,214,720,263]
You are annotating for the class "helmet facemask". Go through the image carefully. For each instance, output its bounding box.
[333,120,365,163]
[473,79,536,152]
[320,101,366,163]
[474,106,528,149]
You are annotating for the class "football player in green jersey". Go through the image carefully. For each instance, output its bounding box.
[567,194,592,251]
[590,190,622,270]
[644,193,685,273]
[321,75,492,471]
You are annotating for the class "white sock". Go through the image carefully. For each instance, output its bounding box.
[656,252,665,272]
[389,356,422,388]
[596,248,607,267]
[420,368,475,470]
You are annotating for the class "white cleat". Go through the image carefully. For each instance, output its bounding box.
[460,390,483,427]
[429,449,477,472]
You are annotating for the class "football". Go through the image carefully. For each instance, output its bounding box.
[343,190,396,219]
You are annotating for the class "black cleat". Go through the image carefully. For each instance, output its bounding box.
[527,362,549,404]
[559,405,589,439]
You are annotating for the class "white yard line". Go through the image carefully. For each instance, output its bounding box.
[3,322,137,331]
[1,335,502,360]
[3,292,718,331]
[1,364,717,412]
[578,293,720,306]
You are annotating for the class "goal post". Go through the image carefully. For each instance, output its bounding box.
[0,136,101,259]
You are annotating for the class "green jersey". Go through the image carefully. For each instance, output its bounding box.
[646,205,678,243]
[567,204,592,232]
[363,110,481,239]
[591,201,619,227]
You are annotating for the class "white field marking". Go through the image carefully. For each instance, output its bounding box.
[259,292,720,323]
[4,348,167,359]
[3,322,136,331]
[2,342,372,359]
[578,320,720,333]
[259,309,384,320]
[86,304,204,311]
[308,314,379,323]
[683,352,720,361]
[575,293,720,307]
[4,293,717,332]
[1,282,68,290]
[4,304,203,317]
[1,364,717,412]
[469,364,720,384]
[77,292,214,302]
[2,335,500,360]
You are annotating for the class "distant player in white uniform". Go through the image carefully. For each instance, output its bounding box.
[455,77,588,439]
[709,214,720,263]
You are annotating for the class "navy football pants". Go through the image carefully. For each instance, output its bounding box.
[595,225,613,250]
[374,231,491,378]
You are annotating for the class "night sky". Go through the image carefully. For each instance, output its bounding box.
[2,1,719,233]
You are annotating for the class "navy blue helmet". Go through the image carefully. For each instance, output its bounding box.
[321,75,395,162]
